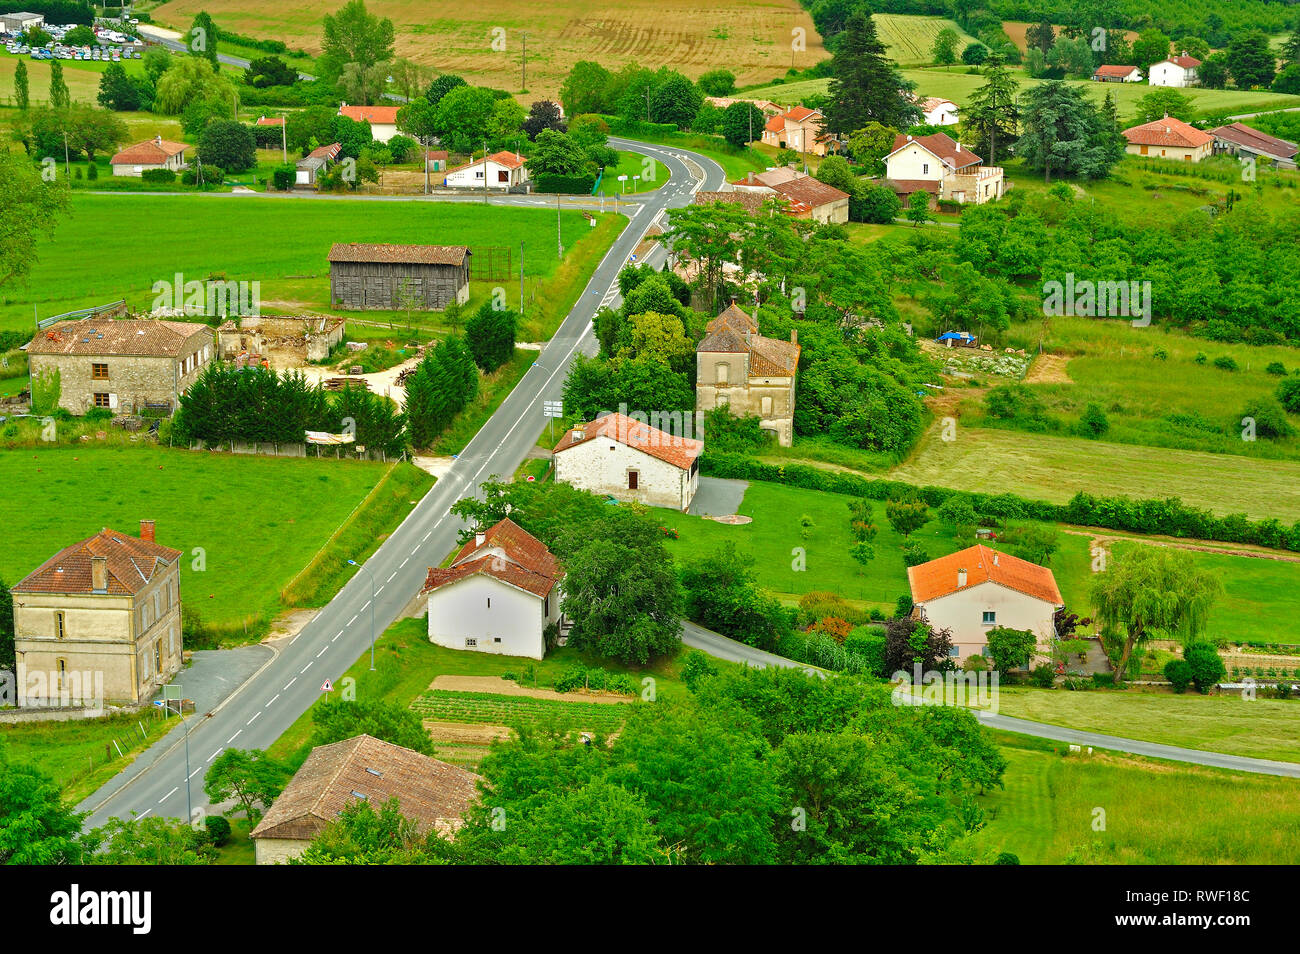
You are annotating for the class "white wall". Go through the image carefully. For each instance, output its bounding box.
[427,574,550,660]
[1150,63,1195,87]
[554,437,696,510]
[886,143,943,181]
[916,581,1057,661]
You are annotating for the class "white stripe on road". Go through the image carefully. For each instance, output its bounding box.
[189,767,203,779]
[386,572,396,582]
[348,615,358,626]
[283,678,296,690]
[375,585,384,595]
[161,787,177,803]
[335,630,343,640]
[267,693,280,706]
[411,546,419,555]
[246,711,262,725]
[400,558,409,568]
[207,749,222,762]
[137,808,153,818]
[361,601,370,610]
[422,531,431,541]
[227,730,241,744]
[301,661,313,674]
[316,646,327,658]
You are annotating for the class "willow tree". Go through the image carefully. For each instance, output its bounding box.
[1089,548,1222,685]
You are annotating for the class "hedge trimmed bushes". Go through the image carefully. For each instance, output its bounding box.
[700,451,1300,552]
[140,168,176,183]
[533,172,596,194]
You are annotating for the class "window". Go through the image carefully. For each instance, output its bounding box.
[760,396,773,416]
[91,363,108,379]
[497,170,509,183]
[948,646,960,657]
[922,162,929,174]
[93,393,111,408]
[716,362,729,385]
[982,611,996,625]
[465,638,477,647]
[154,640,161,674]
[56,658,67,688]
[486,597,491,609]
[474,170,484,179]
[55,612,65,639]
[494,637,502,643]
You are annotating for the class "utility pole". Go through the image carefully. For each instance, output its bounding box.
[280,112,287,164]
[423,136,430,194]
[482,139,489,205]
[521,32,527,92]
[556,194,563,259]
[645,86,650,122]
[519,241,524,313]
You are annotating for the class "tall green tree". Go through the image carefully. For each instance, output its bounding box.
[720,100,765,147]
[465,301,518,372]
[931,27,959,68]
[1015,81,1116,182]
[1024,19,1055,55]
[203,749,289,820]
[14,59,29,111]
[823,11,920,136]
[961,53,1019,164]
[1134,87,1194,124]
[0,151,69,289]
[1090,548,1222,686]
[87,816,216,865]
[189,11,219,69]
[1130,29,1171,73]
[0,754,86,864]
[48,61,70,109]
[1226,32,1276,89]
[318,0,396,84]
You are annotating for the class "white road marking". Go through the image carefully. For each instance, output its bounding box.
[400,558,409,568]
[137,808,153,818]
[267,693,280,706]
[361,600,370,610]
[301,661,313,674]
[316,646,327,658]
[189,767,203,780]
[161,787,178,803]
[375,585,384,595]
[332,632,340,642]
[411,546,420,556]
[422,531,432,541]
[386,572,396,583]
[207,749,222,763]
[348,615,358,626]
[283,677,296,690]
[246,711,262,725]
[227,730,241,744]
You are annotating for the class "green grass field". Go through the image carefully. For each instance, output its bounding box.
[746,67,1300,121]
[973,734,1300,864]
[0,446,410,630]
[604,151,670,194]
[983,688,1300,762]
[410,689,632,733]
[1,194,621,335]
[872,13,978,66]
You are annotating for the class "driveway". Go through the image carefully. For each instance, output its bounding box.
[689,477,748,517]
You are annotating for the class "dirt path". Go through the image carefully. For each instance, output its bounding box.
[296,354,421,409]
[1023,352,1072,385]
[428,674,632,703]
[421,721,513,743]
[1073,529,1300,563]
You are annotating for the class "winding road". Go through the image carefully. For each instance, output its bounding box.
[78,138,726,827]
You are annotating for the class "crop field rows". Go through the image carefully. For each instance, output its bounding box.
[410,689,632,733]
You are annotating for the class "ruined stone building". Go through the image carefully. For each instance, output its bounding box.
[695,302,800,447]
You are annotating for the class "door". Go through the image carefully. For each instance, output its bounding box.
[628,471,638,490]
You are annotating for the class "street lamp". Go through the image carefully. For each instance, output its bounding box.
[162,684,192,821]
[346,560,376,670]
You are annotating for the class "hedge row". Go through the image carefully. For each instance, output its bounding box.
[533,173,596,194]
[701,451,1300,552]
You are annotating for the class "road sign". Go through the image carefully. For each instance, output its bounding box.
[526,475,536,482]
[617,175,628,181]
[320,679,333,692]
[543,401,563,418]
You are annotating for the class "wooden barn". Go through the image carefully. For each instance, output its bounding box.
[327,243,471,311]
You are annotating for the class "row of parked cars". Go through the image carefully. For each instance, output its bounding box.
[3,20,144,61]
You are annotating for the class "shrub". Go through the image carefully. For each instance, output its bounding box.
[809,616,852,643]
[272,163,296,191]
[901,542,930,567]
[86,162,98,181]
[1091,672,1115,688]
[843,626,887,677]
[681,650,719,690]
[1212,355,1238,372]
[994,852,1020,865]
[1277,375,1300,415]
[534,172,596,194]
[1078,402,1109,437]
[1239,398,1294,439]
[986,626,1036,672]
[1184,643,1226,694]
[1153,347,1168,360]
[204,815,232,846]
[1164,658,1194,693]
[1193,352,1207,364]
[1030,665,1056,688]
[141,168,176,183]
[1266,361,1287,376]
[796,591,869,628]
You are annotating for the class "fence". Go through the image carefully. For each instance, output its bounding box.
[469,246,513,283]
[186,439,396,461]
[36,299,128,331]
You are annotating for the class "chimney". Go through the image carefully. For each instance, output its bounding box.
[140,519,155,543]
[956,140,962,152]
[475,532,486,548]
[790,328,798,346]
[154,135,162,146]
[957,568,967,588]
[992,553,999,567]
[91,555,108,594]
[573,427,585,442]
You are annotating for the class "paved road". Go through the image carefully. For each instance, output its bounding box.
[682,626,1300,779]
[79,138,726,827]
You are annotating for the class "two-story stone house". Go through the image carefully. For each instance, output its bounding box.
[11,521,184,707]
[883,132,1005,206]
[695,302,800,447]
[25,317,214,415]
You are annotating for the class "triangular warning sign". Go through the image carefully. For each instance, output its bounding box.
[320,679,334,692]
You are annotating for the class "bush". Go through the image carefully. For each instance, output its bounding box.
[1266,361,1287,376]
[843,626,887,677]
[796,591,870,628]
[1240,397,1294,439]
[271,163,296,191]
[87,161,99,181]
[1030,665,1056,688]
[1277,375,1300,414]
[1163,658,1194,693]
[140,168,176,184]
[534,172,596,194]
[901,542,930,567]
[994,852,1020,865]
[1212,355,1238,372]
[1184,643,1226,694]
[682,650,719,690]
[204,815,232,846]
[1078,402,1109,437]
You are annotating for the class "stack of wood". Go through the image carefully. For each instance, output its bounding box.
[324,377,371,391]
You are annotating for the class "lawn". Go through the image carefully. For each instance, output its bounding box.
[972,734,1300,864]
[871,13,978,65]
[980,687,1300,763]
[2,194,622,335]
[0,446,417,632]
[602,150,670,194]
[409,689,632,733]
[746,67,1300,121]
[146,0,827,100]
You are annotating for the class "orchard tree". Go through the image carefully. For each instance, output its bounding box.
[698,69,736,96]
[203,749,289,821]
[885,496,930,537]
[1090,548,1221,686]
[931,27,959,68]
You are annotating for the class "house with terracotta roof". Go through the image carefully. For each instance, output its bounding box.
[759,106,836,156]
[254,115,285,127]
[337,103,402,142]
[25,316,214,414]
[553,412,703,511]
[425,149,449,172]
[908,545,1064,663]
[919,97,959,125]
[696,301,800,446]
[1122,115,1212,162]
[1092,64,1142,83]
[10,521,183,707]
[1210,122,1298,169]
[327,243,471,310]
[726,168,850,224]
[250,735,480,864]
[295,142,342,187]
[445,151,529,191]
[109,135,190,177]
[1149,54,1200,87]
[883,132,1004,205]
[421,518,564,659]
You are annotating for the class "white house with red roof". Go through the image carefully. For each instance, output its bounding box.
[11,521,184,706]
[759,106,836,156]
[919,97,959,126]
[1122,116,1213,162]
[337,103,402,142]
[422,519,564,659]
[553,412,703,511]
[1092,64,1142,83]
[1149,54,1200,87]
[908,545,1064,663]
[883,132,1004,205]
[109,136,190,177]
[445,151,529,191]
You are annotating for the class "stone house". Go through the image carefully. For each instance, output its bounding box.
[110,136,190,177]
[760,106,836,156]
[883,132,1005,206]
[908,544,1063,663]
[10,521,183,707]
[25,317,214,415]
[217,315,346,367]
[696,302,800,447]
[328,243,471,311]
[1122,116,1213,162]
[422,518,564,660]
[250,735,480,865]
[553,412,703,511]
